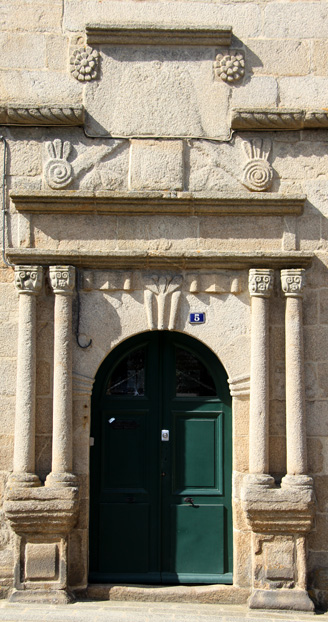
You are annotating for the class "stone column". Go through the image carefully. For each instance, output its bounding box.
[248,269,274,475]
[11,265,43,487]
[281,269,307,476]
[46,266,76,488]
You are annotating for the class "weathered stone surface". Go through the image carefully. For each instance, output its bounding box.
[247,39,310,77]
[25,542,57,580]
[129,140,184,191]
[85,46,230,139]
[4,485,79,535]
[231,77,278,109]
[64,1,261,38]
[86,582,250,604]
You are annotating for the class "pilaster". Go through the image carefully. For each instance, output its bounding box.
[248,269,274,475]
[46,266,76,488]
[10,266,43,488]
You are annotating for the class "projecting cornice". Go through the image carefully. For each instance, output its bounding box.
[10,191,306,216]
[6,249,314,271]
[0,105,84,126]
[231,109,328,131]
[86,23,232,46]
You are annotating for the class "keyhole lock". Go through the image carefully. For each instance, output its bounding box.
[161,430,169,441]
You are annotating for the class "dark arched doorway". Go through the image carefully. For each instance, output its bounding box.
[89,331,232,584]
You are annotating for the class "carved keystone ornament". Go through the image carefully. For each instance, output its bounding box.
[144,274,183,331]
[242,139,273,192]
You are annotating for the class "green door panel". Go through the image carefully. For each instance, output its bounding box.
[102,411,148,491]
[172,414,223,493]
[99,503,150,573]
[89,331,232,584]
[171,504,224,574]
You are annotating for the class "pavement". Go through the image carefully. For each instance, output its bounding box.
[0,601,327,622]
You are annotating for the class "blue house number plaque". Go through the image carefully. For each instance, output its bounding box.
[189,312,205,324]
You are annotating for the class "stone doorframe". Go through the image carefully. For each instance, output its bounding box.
[4,264,315,609]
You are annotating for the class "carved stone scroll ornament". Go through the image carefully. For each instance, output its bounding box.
[70,46,99,82]
[15,265,43,294]
[49,265,76,294]
[144,275,183,330]
[242,139,273,192]
[248,268,274,298]
[214,50,245,83]
[44,140,74,190]
[281,269,305,297]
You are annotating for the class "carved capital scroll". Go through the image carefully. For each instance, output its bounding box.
[14,265,43,295]
[49,266,76,295]
[281,269,305,297]
[248,269,274,298]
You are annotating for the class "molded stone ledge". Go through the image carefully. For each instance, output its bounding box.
[6,249,314,271]
[0,105,84,126]
[241,474,315,534]
[10,190,306,216]
[4,485,79,535]
[86,24,232,46]
[231,108,328,131]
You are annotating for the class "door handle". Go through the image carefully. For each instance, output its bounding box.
[184,496,198,508]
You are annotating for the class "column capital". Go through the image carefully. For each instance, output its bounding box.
[281,268,305,297]
[49,265,75,295]
[248,268,274,298]
[14,265,43,295]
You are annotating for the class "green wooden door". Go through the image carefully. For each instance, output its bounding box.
[89,331,232,584]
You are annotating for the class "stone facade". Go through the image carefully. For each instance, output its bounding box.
[1,0,328,611]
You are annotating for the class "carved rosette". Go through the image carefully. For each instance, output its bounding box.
[281,269,305,297]
[70,46,99,82]
[14,265,43,295]
[248,269,274,298]
[44,139,73,190]
[242,139,273,192]
[49,266,76,295]
[214,50,245,83]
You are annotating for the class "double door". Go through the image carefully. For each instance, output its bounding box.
[89,331,232,584]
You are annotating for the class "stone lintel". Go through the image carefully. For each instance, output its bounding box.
[4,486,79,535]
[7,250,314,271]
[10,191,306,216]
[231,108,328,131]
[0,105,84,126]
[241,475,315,534]
[86,23,232,46]
[249,589,315,612]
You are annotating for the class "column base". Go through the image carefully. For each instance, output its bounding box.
[249,589,315,612]
[9,588,74,604]
[7,473,41,488]
[45,472,78,488]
